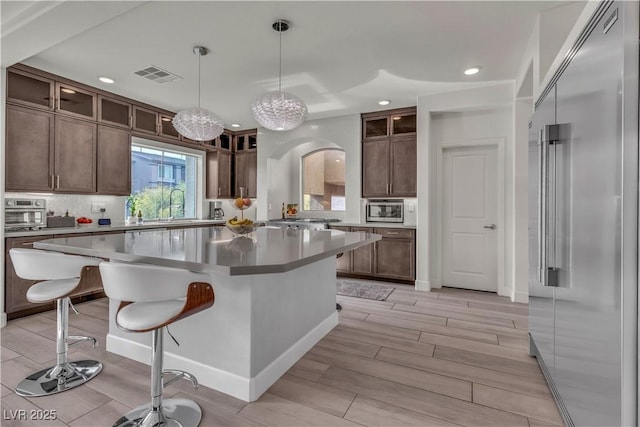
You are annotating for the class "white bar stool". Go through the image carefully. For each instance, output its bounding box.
[9,248,103,397]
[99,262,214,427]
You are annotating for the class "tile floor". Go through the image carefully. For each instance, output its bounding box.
[1,282,563,426]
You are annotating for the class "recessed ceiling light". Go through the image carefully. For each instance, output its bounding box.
[231,123,240,128]
[378,100,390,106]
[99,76,115,84]
[464,67,481,76]
[60,88,76,94]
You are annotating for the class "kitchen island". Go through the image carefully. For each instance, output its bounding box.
[34,226,379,401]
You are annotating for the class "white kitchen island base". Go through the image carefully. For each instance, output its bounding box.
[105,257,338,402]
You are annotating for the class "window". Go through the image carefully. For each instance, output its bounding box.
[130,141,200,220]
[302,149,346,211]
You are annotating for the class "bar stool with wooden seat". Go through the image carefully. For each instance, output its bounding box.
[99,262,215,427]
[9,248,103,397]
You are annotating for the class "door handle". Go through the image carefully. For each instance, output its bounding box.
[483,224,496,230]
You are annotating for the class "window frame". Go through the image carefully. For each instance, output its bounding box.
[301,148,346,212]
[130,136,204,220]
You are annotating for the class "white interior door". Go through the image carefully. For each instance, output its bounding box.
[442,145,498,291]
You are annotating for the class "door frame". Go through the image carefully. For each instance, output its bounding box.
[435,137,506,296]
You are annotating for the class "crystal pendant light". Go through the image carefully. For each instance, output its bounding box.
[173,46,224,141]
[252,20,307,131]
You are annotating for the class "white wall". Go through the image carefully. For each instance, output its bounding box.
[256,114,361,223]
[416,83,519,300]
[1,67,6,326]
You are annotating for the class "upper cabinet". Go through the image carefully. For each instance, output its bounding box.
[362,107,416,140]
[98,95,131,128]
[159,115,180,139]
[132,105,159,135]
[361,107,416,197]
[55,82,96,120]
[235,131,257,151]
[7,68,55,110]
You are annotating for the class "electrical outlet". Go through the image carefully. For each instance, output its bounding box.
[91,203,106,213]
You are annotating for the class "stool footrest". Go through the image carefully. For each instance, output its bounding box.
[163,369,198,389]
[67,335,98,348]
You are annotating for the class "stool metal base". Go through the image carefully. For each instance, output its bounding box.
[16,360,102,397]
[112,398,202,427]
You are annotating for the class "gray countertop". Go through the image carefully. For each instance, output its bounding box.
[34,226,380,276]
[4,219,226,238]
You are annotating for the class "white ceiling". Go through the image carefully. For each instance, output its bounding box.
[2,1,570,130]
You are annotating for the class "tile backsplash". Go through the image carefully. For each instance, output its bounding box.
[6,193,127,225]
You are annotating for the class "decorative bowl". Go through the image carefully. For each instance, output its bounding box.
[225,220,255,235]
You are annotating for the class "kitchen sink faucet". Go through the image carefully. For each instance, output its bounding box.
[168,188,185,220]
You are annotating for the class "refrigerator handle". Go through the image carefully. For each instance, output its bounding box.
[539,128,547,286]
[541,124,560,287]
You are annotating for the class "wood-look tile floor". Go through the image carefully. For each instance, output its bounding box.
[1,282,563,427]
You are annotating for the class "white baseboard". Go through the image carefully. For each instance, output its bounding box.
[106,312,339,402]
[415,279,434,291]
[513,290,529,304]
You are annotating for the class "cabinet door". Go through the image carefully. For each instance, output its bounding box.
[218,133,233,151]
[55,82,96,120]
[7,68,55,110]
[206,151,233,199]
[132,105,159,134]
[351,227,374,275]
[375,238,415,281]
[159,115,180,139]
[391,113,416,136]
[235,152,247,197]
[218,151,233,198]
[390,137,417,196]
[97,125,131,195]
[98,95,131,128]
[54,116,97,193]
[331,226,352,273]
[363,116,389,139]
[5,236,54,316]
[246,151,257,198]
[5,105,54,191]
[362,139,389,197]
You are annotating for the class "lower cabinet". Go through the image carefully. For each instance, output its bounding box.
[4,231,119,319]
[330,226,415,282]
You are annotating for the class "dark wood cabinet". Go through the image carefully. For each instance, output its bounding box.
[7,68,55,111]
[54,116,97,193]
[362,107,416,198]
[206,150,233,199]
[374,228,415,281]
[235,151,257,198]
[159,115,180,140]
[5,106,97,193]
[97,125,131,195]
[362,139,391,197]
[98,95,131,128]
[351,227,374,275]
[5,105,54,191]
[329,225,415,282]
[132,105,159,134]
[55,82,96,120]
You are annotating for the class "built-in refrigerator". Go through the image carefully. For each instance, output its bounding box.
[528,1,638,426]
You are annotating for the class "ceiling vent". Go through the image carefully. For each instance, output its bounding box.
[133,65,181,84]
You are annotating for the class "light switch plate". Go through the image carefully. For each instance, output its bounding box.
[91,203,106,213]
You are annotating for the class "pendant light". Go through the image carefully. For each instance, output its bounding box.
[252,20,307,131]
[173,46,224,141]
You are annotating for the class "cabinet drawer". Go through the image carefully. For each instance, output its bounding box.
[374,228,415,239]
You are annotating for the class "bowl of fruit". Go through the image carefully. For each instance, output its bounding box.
[225,217,255,235]
[231,196,253,211]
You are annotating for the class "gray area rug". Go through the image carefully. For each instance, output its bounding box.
[336,281,395,301]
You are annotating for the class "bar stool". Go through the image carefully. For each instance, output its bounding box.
[99,262,214,427]
[9,248,103,397]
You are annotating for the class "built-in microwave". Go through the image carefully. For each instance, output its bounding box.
[366,199,403,223]
[5,198,47,231]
